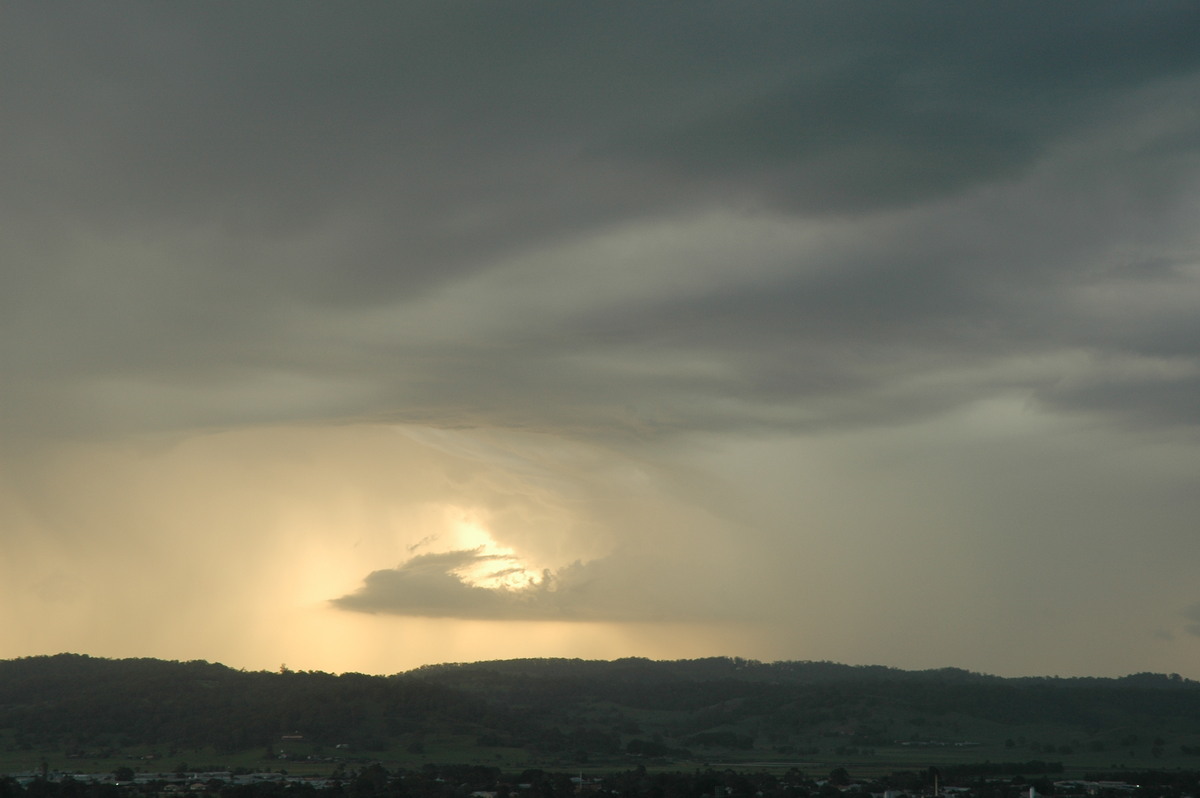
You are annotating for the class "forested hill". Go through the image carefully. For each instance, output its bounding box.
[4,654,1200,765]
[409,656,1196,688]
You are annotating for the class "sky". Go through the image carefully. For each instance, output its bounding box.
[3,2,1200,679]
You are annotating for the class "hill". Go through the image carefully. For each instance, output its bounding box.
[3,655,1200,777]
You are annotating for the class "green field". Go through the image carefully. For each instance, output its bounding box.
[4,728,1197,782]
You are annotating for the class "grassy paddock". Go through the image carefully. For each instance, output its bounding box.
[4,732,1200,781]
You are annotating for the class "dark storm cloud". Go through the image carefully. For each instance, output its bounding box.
[601,2,1200,212]
[3,1,1200,441]
[8,2,1198,251]
[1039,373,1200,429]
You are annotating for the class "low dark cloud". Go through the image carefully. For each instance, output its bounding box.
[332,549,543,620]
[332,547,721,623]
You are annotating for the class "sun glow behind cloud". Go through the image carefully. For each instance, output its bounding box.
[438,512,537,591]
[0,422,753,672]
[5,407,1200,677]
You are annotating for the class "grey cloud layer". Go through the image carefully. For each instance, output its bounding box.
[5,2,1198,445]
[5,3,1200,637]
